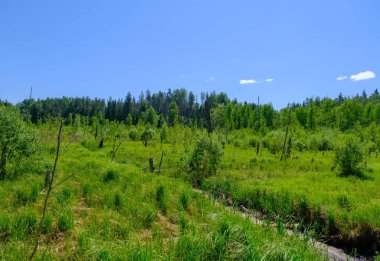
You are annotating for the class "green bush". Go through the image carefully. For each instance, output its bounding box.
[188,135,223,185]
[180,192,189,211]
[156,184,168,214]
[57,210,74,232]
[128,128,139,141]
[42,214,53,234]
[114,193,123,211]
[141,128,155,147]
[103,169,119,182]
[334,137,367,177]
[0,106,36,179]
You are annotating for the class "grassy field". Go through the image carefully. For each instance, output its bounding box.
[103,126,380,257]
[0,126,323,260]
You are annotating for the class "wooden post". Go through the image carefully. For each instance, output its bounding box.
[149,158,155,173]
[158,152,164,173]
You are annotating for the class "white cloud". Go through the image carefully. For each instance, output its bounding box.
[336,75,348,81]
[206,76,214,82]
[265,78,274,82]
[350,71,376,81]
[240,79,257,85]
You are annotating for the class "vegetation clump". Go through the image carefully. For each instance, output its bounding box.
[103,169,119,182]
[334,137,367,177]
[0,106,36,180]
[189,135,223,185]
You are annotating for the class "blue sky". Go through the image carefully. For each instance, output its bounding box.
[0,0,379,109]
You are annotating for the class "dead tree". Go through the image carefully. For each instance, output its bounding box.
[256,96,261,155]
[149,158,155,172]
[158,151,164,173]
[286,137,292,159]
[281,105,292,161]
[30,120,74,260]
[111,136,124,161]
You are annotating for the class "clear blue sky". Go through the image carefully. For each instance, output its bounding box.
[1,0,379,109]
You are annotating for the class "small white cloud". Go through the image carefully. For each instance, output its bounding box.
[240,79,257,85]
[350,71,376,81]
[265,78,274,82]
[336,75,348,81]
[206,76,214,82]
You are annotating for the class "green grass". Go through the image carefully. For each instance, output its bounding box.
[0,126,323,260]
[102,126,380,256]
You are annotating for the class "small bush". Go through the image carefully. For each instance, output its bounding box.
[0,215,10,233]
[156,184,168,214]
[188,135,223,185]
[16,189,29,205]
[12,211,38,239]
[128,128,139,141]
[114,193,123,211]
[143,208,156,228]
[337,195,351,211]
[42,214,53,234]
[180,192,189,211]
[141,128,155,147]
[104,169,119,182]
[29,184,40,203]
[57,187,73,205]
[334,137,367,177]
[57,210,74,232]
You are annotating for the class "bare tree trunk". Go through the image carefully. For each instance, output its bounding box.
[99,138,104,148]
[158,152,164,173]
[286,137,292,159]
[0,146,7,180]
[256,97,261,155]
[281,106,291,161]
[30,120,63,260]
[149,158,155,172]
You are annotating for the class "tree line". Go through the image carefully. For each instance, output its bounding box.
[3,88,380,131]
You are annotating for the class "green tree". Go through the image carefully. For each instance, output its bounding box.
[0,106,36,179]
[146,107,157,126]
[188,135,223,185]
[160,123,169,148]
[141,128,155,147]
[334,136,367,177]
[168,101,179,127]
[126,114,133,126]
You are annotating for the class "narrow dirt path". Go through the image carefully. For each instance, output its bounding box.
[194,189,370,261]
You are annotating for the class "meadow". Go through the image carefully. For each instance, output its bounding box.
[1,90,379,260]
[0,124,324,260]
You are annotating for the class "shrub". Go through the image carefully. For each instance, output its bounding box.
[188,135,223,185]
[334,137,367,177]
[141,128,155,147]
[42,214,53,234]
[57,187,73,205]
[104,169,119,182]
[57,210,74,232]
[262,131,284,154]
[12,211,38,239]
[0,106,36,179]
[180,192,189,211]
[156,184,168,214]
[114,193,123,211]
[0,215,10,233]
[128,128,139,141]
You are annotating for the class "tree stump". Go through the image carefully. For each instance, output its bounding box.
[149,158,155,172]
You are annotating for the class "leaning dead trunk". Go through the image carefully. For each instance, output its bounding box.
[0,146,7,180]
